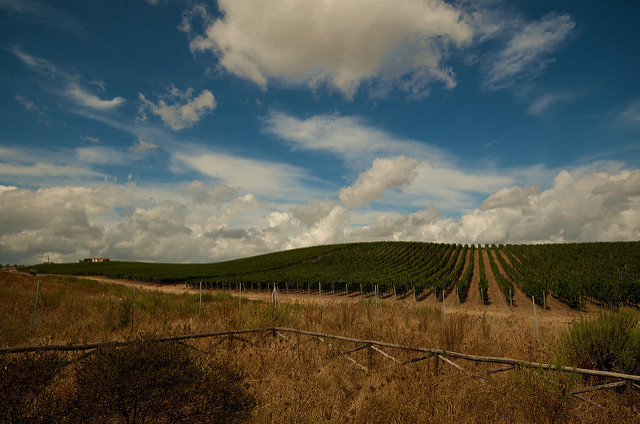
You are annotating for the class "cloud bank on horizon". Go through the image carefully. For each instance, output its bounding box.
[1,0,639,264]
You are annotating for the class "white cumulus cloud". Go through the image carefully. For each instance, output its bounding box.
[139,86,216,130]
[289,205,351,248]
[1,168,639,264]
[358,169,640,244]
[183,0,472,98]
[479,185,539,210]
[293,198,340,228]
[339,156,421,208]
[182,181,236,205]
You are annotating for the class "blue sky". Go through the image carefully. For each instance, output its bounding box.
[1,0,640,264]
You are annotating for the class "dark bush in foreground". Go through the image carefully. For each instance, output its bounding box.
[0,351,67,423]
[558,309,640,375]
[72,336,256,423]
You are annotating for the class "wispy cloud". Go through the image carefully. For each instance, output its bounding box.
[405,163,515,211]
[64,83,124,111]
[15,94,49,123]
[527,91,575,115]
[128,137,158,154]
[10,48,58,77]
[0,161,100,178]
[483,13,576,89]
[266,110,546,212]
[15,95,36,111]
[0,0,83,33]
[621,99,640,124]
[0,146,101,181]
[264,110,438,166]
[81,135,100,144]
[10,48,125,113]
[173,148,310,200]
[75,146,128,165]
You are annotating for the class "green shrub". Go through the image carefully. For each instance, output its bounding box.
[558,309,640,374]
[72,336,256,423]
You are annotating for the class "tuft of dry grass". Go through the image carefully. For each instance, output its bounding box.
[1,271,638,423]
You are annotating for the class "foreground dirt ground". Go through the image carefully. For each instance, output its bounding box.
[2,269,638,423]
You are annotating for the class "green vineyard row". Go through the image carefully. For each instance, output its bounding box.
[21,241,640,308]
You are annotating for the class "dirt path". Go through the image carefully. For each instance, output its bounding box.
[481,249,508,308]
[466,247,481,307]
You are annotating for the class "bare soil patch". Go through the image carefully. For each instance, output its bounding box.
[481,249,508,309]
[467,247,481,307]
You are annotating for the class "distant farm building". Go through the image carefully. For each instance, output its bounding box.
[83,257,110,263]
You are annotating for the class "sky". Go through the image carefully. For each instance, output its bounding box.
[1,0,640,264]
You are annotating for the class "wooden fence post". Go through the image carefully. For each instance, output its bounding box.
[31,279,40,333]
[367,343,373,371]
[131,283,135,335]
[272,284,280,308]
[375,285,379,320]
[199,281,202,315]
[227,332,233,352]
[533,296,540,346]
[433,353,439,376]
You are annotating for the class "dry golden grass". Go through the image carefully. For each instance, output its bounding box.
[1,270,638,423]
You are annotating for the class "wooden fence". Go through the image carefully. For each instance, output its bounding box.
[4,327,639,406]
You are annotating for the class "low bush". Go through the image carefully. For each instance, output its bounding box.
[0,351,68,423]
[72,336,256,423]
[1,336,256,423]
[558,308,640,375]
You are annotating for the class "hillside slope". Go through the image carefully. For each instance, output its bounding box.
[22,241,640,308]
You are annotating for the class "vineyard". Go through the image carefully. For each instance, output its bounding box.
[23,241,640,309]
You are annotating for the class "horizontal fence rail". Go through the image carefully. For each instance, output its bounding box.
[4,327,640,384]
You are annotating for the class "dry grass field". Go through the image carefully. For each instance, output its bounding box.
[1,269,638,423]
